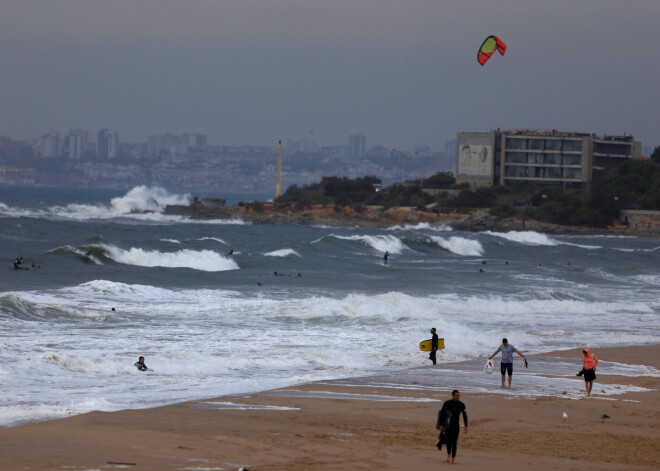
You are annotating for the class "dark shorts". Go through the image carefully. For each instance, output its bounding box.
[583,368,596,382]
[501,362,513,375]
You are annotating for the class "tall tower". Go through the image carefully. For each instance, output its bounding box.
[275,140,282,197]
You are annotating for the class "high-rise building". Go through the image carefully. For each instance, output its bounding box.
[184,133,208,151]
[348,134,366,159]
[456,129,641,190]
[35,132,62,159]
[97,128,119,160]
[67,129,89,160]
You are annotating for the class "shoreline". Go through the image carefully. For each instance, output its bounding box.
[1,344,658,470]
[194,204,652,237]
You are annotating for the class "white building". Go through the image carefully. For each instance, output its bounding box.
[456,129,641,190]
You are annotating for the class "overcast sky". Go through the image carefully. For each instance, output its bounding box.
[1,0,658,151]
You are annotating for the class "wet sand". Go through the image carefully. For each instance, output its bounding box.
[0,345,658,470]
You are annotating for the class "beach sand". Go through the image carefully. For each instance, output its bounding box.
[1,345,658,470]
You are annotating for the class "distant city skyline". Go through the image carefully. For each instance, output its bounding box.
[1,1,658,151]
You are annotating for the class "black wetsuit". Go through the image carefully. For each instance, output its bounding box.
[430,332,439,365]
[437,399,467,459]
[134,361,149,371]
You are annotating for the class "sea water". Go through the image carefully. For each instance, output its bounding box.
[0,186,659,426]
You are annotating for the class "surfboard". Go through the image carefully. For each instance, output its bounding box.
[419,338,445,351]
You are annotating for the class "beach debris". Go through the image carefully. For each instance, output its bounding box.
[562,411,568,422]
[600,413,610,423]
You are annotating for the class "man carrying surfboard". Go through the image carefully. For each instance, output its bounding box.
[488,338,527,388]
[429,328,439,365]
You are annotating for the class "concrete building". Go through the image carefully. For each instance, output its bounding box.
[35,132,62,159]
[456,129,641,190]
[348,134,366,159]
[97,128,119,160]
[66,129,90,160]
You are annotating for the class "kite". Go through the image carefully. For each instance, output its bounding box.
[478,35,507,66]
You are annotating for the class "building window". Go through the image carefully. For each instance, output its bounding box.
[505,152,525,163]
[527,153,542,164]
[562,139,583,152]
[544,139,562,151]
[528,139,543,150]
[505,138,527,150]
[563,154,582,165]
[545,153,561,165]
[563,168,582,179]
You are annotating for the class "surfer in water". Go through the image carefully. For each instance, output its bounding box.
[134,356,152,372]
[383,251,389,265]
[488,338,527,388]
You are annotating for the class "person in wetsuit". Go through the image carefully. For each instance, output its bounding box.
[436,389,468,464]
[134,356,151,372]
[429,328,439,365]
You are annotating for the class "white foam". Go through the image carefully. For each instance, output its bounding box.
[191,401,300,410]
[161,239,181,244]
[0,186,248,224]
[328,234,408,254]
[102,245,239,272]
[485,231,602,249]
[387,222,452,232]
[264,248,301,257]
[198,237,227,244]
[485,230,560,246]
[429,236,483,256]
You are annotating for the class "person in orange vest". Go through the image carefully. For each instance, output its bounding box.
[577,348,599,396]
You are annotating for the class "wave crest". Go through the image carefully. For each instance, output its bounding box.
[102,245,239,272]
[429,236,483,256]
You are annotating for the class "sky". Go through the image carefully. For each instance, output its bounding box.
[1,0,658,151]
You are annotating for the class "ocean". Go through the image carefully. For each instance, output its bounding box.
[1,185,659,426]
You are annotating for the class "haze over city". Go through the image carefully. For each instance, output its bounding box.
[1,0,658,151]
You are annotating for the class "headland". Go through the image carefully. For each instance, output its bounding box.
[191,202,642,236]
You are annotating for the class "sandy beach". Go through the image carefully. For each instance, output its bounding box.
[1,344,658,471]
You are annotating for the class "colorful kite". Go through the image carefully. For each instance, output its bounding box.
[478,35,507,66]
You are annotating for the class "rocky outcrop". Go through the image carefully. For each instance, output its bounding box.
[188,202,646,236]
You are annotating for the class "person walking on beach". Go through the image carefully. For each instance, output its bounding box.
[577,348,599,396]
[429,328,439,365]
[436,389,468,464]
[488,338,527,388]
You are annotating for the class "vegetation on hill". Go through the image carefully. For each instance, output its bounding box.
[273,148,660,228]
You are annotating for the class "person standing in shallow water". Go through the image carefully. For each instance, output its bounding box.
[436,389,468,464]
[429,328,439,365]
[488,338,527,388]
[578,348,599,396]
